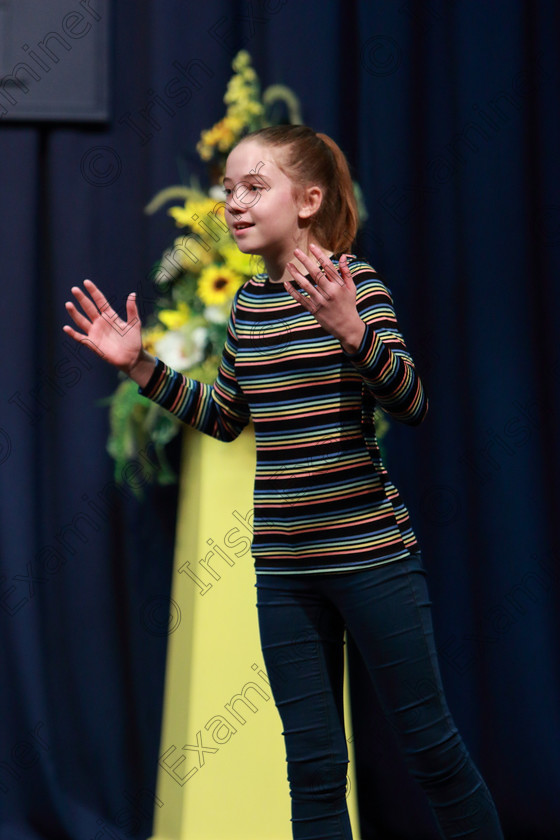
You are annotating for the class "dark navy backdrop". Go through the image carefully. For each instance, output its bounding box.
[1,1,559,838]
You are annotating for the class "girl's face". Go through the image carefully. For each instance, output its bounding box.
[223,139,317,261]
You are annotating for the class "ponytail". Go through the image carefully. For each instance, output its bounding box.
[240,125,359,253]
[315,132,359,253]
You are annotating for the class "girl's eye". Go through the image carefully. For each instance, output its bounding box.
[223,184,265,198]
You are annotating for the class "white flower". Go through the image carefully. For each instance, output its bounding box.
[191,326,208,352]
[204,305,228,324]
[154,327,207,371]
[209,185,227,201]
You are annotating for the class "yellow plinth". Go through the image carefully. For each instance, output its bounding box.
[149,424,360,840]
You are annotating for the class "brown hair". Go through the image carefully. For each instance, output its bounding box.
[240,125,359,253]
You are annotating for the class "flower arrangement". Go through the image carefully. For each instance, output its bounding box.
[105,51,385,491]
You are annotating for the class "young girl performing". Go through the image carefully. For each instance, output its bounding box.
[64,125,504,840]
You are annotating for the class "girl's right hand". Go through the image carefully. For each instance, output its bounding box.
[63,279,155,386]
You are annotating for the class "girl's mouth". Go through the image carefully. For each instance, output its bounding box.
[233,222,254,235]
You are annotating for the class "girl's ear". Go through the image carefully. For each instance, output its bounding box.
[298,185,323,220]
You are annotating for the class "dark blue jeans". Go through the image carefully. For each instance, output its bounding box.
[255,552,504,840]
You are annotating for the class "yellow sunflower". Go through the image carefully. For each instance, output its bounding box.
[197,265,244,306]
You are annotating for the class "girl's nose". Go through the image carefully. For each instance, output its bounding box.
[227,202,247,216]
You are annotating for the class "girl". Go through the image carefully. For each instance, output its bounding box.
[64,125,504,840]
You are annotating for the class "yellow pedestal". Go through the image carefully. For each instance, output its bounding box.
[149,425,360,840]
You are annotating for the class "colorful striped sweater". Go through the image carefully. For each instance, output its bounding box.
[138,254,428,574]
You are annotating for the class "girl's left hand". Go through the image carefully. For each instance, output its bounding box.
[285,244,366,353]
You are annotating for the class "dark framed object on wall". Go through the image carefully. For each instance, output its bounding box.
[0,0,109,121]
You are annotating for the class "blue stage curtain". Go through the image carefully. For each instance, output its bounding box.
[0,1,558,838]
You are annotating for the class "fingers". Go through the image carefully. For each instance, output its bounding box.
[64,299,92,334]
[294,245,343,297]
[63,281,138,359]
[72,278,122,325]
[68,282,104,322]
[62,324,83,342]
[309,243,344,286]
[286,246,358,328]
[285,264,325,310]
[125,291,140,327]
[337,252,355,293]
[67,280,139,329]
[283,279,309,308]
[61,324,105,358]
[289,245,344,303]
[294,245,327,280]
[308,246,355,298]
[83,278,115,316]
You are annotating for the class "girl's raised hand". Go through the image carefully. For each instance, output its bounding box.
[63,280,145,375]
[285,244,366,354]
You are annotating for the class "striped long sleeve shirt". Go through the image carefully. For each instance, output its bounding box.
[138,254,428,574]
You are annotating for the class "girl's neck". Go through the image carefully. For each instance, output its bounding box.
[263,242,334,284]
